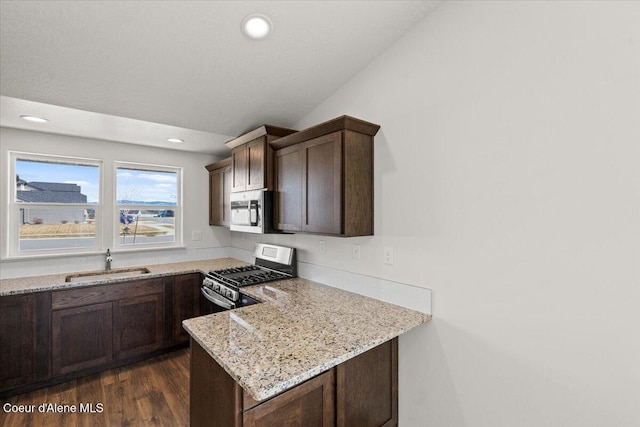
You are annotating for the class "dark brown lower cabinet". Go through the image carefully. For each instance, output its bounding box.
[190,337,398,427]
[113,293,164,360]
[336,339,398,427]
[0,292,51,395]
[244,370,335,427]
[51,278,165,375]
[52,302,113,375]
[172,273,202,344]
[2,273,201,397]
[0,294,35,389]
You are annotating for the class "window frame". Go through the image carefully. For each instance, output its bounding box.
[8,151,103,258]
[113,161,182,250]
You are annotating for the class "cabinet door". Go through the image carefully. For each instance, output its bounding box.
[0,294,34,390]
[243,370,335,427]
[173,273,201,344]
[222,166,233,225]
[246,137,266,191]
[209,166,233,227]
[232,145,248,192]
[302,131,343,234]
[190,339,243,427]
[336,338,398,427]
[114,293,164,360]
[52,302,113,375]
[275,144,303,231]
[209,169,224,226]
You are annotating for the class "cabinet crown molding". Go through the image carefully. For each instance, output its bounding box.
[205,157,232,172]
[270,115,381,151]
[224,125,297,150]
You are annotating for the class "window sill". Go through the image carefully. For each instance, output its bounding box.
[0,246,187,262]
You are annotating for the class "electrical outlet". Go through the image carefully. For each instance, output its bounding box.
[352,244,361,260]
[319,240,327,254]
[383,247,394,265]
[191,231,202,241]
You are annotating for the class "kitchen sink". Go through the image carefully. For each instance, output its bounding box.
[65,267,151,282]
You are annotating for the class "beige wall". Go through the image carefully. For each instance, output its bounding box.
[233,1,640,425]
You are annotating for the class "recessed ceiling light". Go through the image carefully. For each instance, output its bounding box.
[20,115,49,123]
[242,14,272,40]
[167,138,184,143]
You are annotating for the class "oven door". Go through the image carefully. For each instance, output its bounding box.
[230,200,259,226]
[200,287,235,314]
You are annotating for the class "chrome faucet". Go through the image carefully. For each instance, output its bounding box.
[106,249,113,271]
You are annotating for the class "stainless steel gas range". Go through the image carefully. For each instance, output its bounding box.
[201,243,297,313]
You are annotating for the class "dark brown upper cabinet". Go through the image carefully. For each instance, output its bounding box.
[206,157,232,227]
[272,116,380,237]
[225,125,297,193]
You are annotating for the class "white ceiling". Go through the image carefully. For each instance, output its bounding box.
[0,0,441,155]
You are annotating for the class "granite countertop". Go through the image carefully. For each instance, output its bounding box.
[1,257,431,403]
[0,258,248,296]
[183,277,430,402]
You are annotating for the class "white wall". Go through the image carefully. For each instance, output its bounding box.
[0,127,231,277]
[233,1,640,425]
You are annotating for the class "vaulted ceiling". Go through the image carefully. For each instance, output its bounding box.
[1,1,441,154]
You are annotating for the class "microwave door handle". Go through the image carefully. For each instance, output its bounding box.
[250,200,259,226]
[201,287,234,310]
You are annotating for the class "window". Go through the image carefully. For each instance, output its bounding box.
[6,155,182,258]
[9,152,102,255]
[115,162,181,248]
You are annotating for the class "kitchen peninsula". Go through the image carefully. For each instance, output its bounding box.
[183,276,429,427]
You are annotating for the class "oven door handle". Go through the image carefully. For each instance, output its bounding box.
[201,287,235,310]
[249,200,259,226]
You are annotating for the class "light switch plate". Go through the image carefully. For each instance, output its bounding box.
[191,231,202,241]
[320,240,327,254]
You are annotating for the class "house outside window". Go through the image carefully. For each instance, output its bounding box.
[9,152,102,256]
[114,162,182,248]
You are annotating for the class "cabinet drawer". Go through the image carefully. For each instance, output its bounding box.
[52,278,163,310]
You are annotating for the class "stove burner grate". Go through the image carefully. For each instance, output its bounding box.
[208,265,290,287]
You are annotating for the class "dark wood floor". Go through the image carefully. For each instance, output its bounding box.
[0,348,190,427]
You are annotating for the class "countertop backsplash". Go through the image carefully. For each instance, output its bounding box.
[228,247,432,315]
[2,246,431,315]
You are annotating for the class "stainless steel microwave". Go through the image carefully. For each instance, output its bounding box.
[229,189,274,234]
